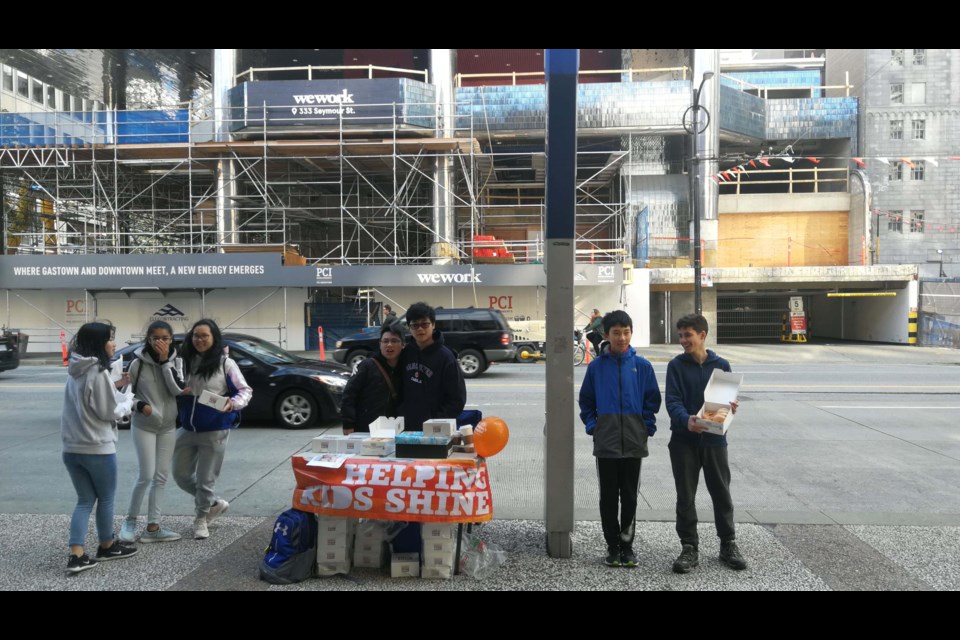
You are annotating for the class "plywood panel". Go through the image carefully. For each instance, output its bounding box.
[718,211,848,267]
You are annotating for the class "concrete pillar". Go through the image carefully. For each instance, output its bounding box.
[702,286,718,347]
[213,49,237,247]
[544,49,578,559]
[430,49,457,264]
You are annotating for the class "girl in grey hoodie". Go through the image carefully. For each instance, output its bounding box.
[62,322,137,574]
[119,320,185,544]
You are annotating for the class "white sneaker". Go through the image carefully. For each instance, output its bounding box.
[206,499,230,524]
[119,519,138,543]
[140,526,182,543]
[193,516,209,540]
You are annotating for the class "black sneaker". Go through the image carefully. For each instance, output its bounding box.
[603,546,622,567]
[66,553,98,574]
[672,544,699,574]
[620,547,638,568]
[719,541,747,570]
[95,540,138,561]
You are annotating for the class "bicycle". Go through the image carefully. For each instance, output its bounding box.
[573,330,587,366]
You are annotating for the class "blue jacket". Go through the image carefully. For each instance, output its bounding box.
[578,346,661,459]
[665,350,732,448]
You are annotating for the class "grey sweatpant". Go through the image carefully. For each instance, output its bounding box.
[126,424,176,524]
[172,428,230,517]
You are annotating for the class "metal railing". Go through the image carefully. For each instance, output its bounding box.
[236,64,429,83]
[720,71,854,98]
[454,66,691,87]
[717,166,849,194]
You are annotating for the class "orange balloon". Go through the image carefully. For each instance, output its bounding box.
[474,416,509,458]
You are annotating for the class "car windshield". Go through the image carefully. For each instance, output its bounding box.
[229,337,299,365]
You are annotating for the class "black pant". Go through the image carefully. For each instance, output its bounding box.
[586,331,603,356]
[595,457,642,550]
[668,439,735,548]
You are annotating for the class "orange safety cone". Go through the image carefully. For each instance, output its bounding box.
[585,343,592,364]
[317,326,325,361]
[60,330,68,366]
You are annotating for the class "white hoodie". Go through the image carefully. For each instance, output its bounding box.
[61,354,119,454]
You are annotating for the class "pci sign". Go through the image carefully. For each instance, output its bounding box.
[597,265,616,284]
[315,267,334,284]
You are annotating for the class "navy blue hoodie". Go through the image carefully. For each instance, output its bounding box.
[400,330,466,432]
[665,349,732,448]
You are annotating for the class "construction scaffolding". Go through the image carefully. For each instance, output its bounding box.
[1,102,630,266]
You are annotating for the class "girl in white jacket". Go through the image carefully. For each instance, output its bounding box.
[119,320,185,544]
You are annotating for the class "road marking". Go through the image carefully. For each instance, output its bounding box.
[0,385,62,389]
[818,406,960,410]
[746,385,960,389]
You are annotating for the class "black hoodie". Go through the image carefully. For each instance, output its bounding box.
[400,329,466,431]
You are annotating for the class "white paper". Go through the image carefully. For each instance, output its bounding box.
[306,453,351,469]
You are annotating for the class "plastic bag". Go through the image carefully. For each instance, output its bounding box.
[458,530,507,579]
[113,387,134,420]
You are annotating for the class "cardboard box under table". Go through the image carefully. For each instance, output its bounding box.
[292,455,493,576]
[692,370,744,436]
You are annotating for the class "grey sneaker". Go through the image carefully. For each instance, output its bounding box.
[672,544,699,574]
[603,546,622,568]
[206,499,229,524]
[620,547,638,568]
[720,541,747,570]
[193,516,210,540]
[140,526,182,543]
[119,519,138,543]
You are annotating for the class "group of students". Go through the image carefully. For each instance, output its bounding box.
[339,301,466,435]
[61,318,252,574]
[579,310,747,573]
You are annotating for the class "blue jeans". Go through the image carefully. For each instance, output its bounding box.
[63,452,117,547]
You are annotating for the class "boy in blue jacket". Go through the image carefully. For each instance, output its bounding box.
[665,314,746,573]
[578,310,662,568]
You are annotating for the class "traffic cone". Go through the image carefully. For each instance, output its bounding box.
[585,343,592,364]
[60,330,68,366]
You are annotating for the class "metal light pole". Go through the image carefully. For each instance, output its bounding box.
[683,71,714,315]
[938,249,946,278]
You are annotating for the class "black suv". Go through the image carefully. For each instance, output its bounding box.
[0,330,22,373]
[331,308,516,378]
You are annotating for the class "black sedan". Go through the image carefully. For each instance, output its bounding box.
[114,333,351,429]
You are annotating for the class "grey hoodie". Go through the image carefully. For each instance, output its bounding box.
[61,354,119,454]
[128,347,184,433]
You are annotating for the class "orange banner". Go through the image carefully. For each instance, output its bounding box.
[291,456,493,524]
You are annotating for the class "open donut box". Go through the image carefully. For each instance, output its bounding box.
[693,370,744,436]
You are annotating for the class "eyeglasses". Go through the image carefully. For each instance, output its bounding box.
[408,321,432,330]
[150,336,172,343]
[192,334,212,341]
[380,338,402,345]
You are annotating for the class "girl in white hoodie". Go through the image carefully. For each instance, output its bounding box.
[119,320,185,544]
[62,322,137,574]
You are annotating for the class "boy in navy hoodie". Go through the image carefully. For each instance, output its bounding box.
[578,310,661,568]
[400,302,466,431]
[665,314,746,573]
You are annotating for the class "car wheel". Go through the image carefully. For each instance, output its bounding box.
[348,350,371,373]
[517,345,536,363]
[275,389,319,429]
[458,349,485,379]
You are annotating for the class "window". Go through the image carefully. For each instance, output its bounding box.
[461,311,499,331]
[910,210,924,233]
[17,72,29,98]
[2,66,12,92]
[890,119,903,140]
[910,82,926,104]
[889,161,903,181]
[913,49,926,65]
[911,160,925,180]
[31,79,43,104]
[912,119,926,140]
[46,85,56,109]
[888,211,903,233]
[891,83,904,104]
[891,49,904,65]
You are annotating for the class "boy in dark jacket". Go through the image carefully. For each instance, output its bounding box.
[400,302,466,431]
[578,310,661,568]
[665,314,746,573]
